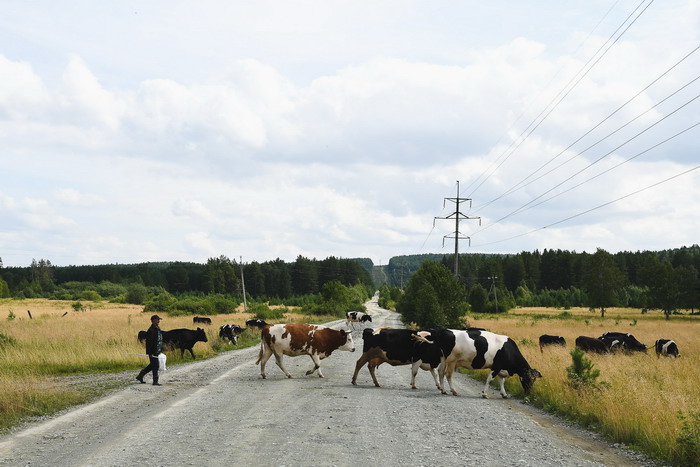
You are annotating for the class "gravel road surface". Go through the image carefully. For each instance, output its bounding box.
[0,297,658,466]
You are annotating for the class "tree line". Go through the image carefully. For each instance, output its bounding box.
[0,255,374,304]
[381,245,700,328]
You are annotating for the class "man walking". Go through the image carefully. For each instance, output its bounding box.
[136,315,164,386]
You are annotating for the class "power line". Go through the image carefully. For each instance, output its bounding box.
[470,164,700,248]
[472,44,700,214]
[473,92,700,235]
[465,0,655,199]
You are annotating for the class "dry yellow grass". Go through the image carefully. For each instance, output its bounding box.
[469,308,699,464]
[0,298,321,432]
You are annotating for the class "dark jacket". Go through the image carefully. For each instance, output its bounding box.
[145,323,163,356]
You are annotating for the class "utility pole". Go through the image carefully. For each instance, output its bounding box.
[488,275,498,311]
[239,256,248,313]
[434,181,481,277]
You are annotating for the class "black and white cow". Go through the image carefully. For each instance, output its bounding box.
[245,319,269,329]
[351,327,447,390]
[599,332,647,353]
[655,339,680,358]
[437,328,541,399]
[219,324,244,344]
[575,336,609,354]
[539,334,566,353]
[346,311,372,329]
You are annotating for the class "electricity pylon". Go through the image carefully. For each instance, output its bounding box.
[434,181,481,277]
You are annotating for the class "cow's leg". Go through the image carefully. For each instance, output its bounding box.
[482,371,497,399]
[188,348,195,360]
[410,362,421,389]
[274,352,292,378]
[368,362,381,387]
[306,354,323,377]
[498,375,508,399]
[445,364,459,396]
[428,367,441,390]
[351,355,370,385]
[259,343,272,379]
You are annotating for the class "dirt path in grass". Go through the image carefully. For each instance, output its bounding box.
[0,296,660,466]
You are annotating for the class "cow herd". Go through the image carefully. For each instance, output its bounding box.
[137,311,680,399]
[540,332,681,358]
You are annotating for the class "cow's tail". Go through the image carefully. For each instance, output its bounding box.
[411,333,433,344]
[255,336,267,365]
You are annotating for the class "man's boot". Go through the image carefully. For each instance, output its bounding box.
[152,375,161,386]
[136,371,146,384]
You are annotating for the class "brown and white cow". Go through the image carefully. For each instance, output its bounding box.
[256,323,355,379]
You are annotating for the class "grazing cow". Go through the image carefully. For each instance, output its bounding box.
[256,323,355,378]
[599,332,647,353]
[219,324,244,344]
[193,316,212,325]
[437,328,541,398]
[575,336,609,354]
[162,328,208,359]
[245,319,269,329]
[137,330,147,343]
[539,335,566,353]
[346,311,372,329]
[351,327,448,390]
[655,339,680,358]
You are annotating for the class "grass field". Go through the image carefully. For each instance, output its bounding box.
[0,298,331,434]
[1,300,698,465]
[467,306,700,466]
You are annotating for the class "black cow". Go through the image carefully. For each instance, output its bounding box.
[575,336,609,354]
[655,339,680,358]
[539,335,566,353]
[351,327,449,390]
[245,319,269,329]
[219,324,244,344]
[162,328,208,359]
[193,316,212,324]
[137,330,147,343]
[346,311,372,329]
[599,332,647,353]
[438,328,541,398]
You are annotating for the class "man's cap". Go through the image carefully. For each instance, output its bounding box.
[151,315,162,321]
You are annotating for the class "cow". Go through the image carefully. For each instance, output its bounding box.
[219,324,244,344]
[162,328,208,359]
[256,323,355,379]
[437,328,542,399]
[193,316,212,325]
[575,336,609,354]
[137,330,147,343]
[539,335,566,353]
[599,332,647,353]
[346,311,372,329]
[351,327,448,390]
[245,319,269,329]
[655,339,680,358]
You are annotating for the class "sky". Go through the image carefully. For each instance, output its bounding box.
[1,0,699,268]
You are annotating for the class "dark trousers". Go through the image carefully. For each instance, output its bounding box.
[140,355,160,381]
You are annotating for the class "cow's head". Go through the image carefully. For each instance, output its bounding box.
[339,330,355,352]
[520,369,542,394]
[196,327,208,342]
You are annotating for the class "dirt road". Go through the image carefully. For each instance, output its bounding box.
[0,298,656,466]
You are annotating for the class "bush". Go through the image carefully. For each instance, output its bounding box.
[249,302,285,320]
[566,347,607,390]
[143,292,177,314]
[676,411,700,466]
[0,332,16,348]
[172,297,215,316]
[125,284,148,305]
[79,290,102,301]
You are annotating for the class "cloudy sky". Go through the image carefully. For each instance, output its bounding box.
[1,0,699,268]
